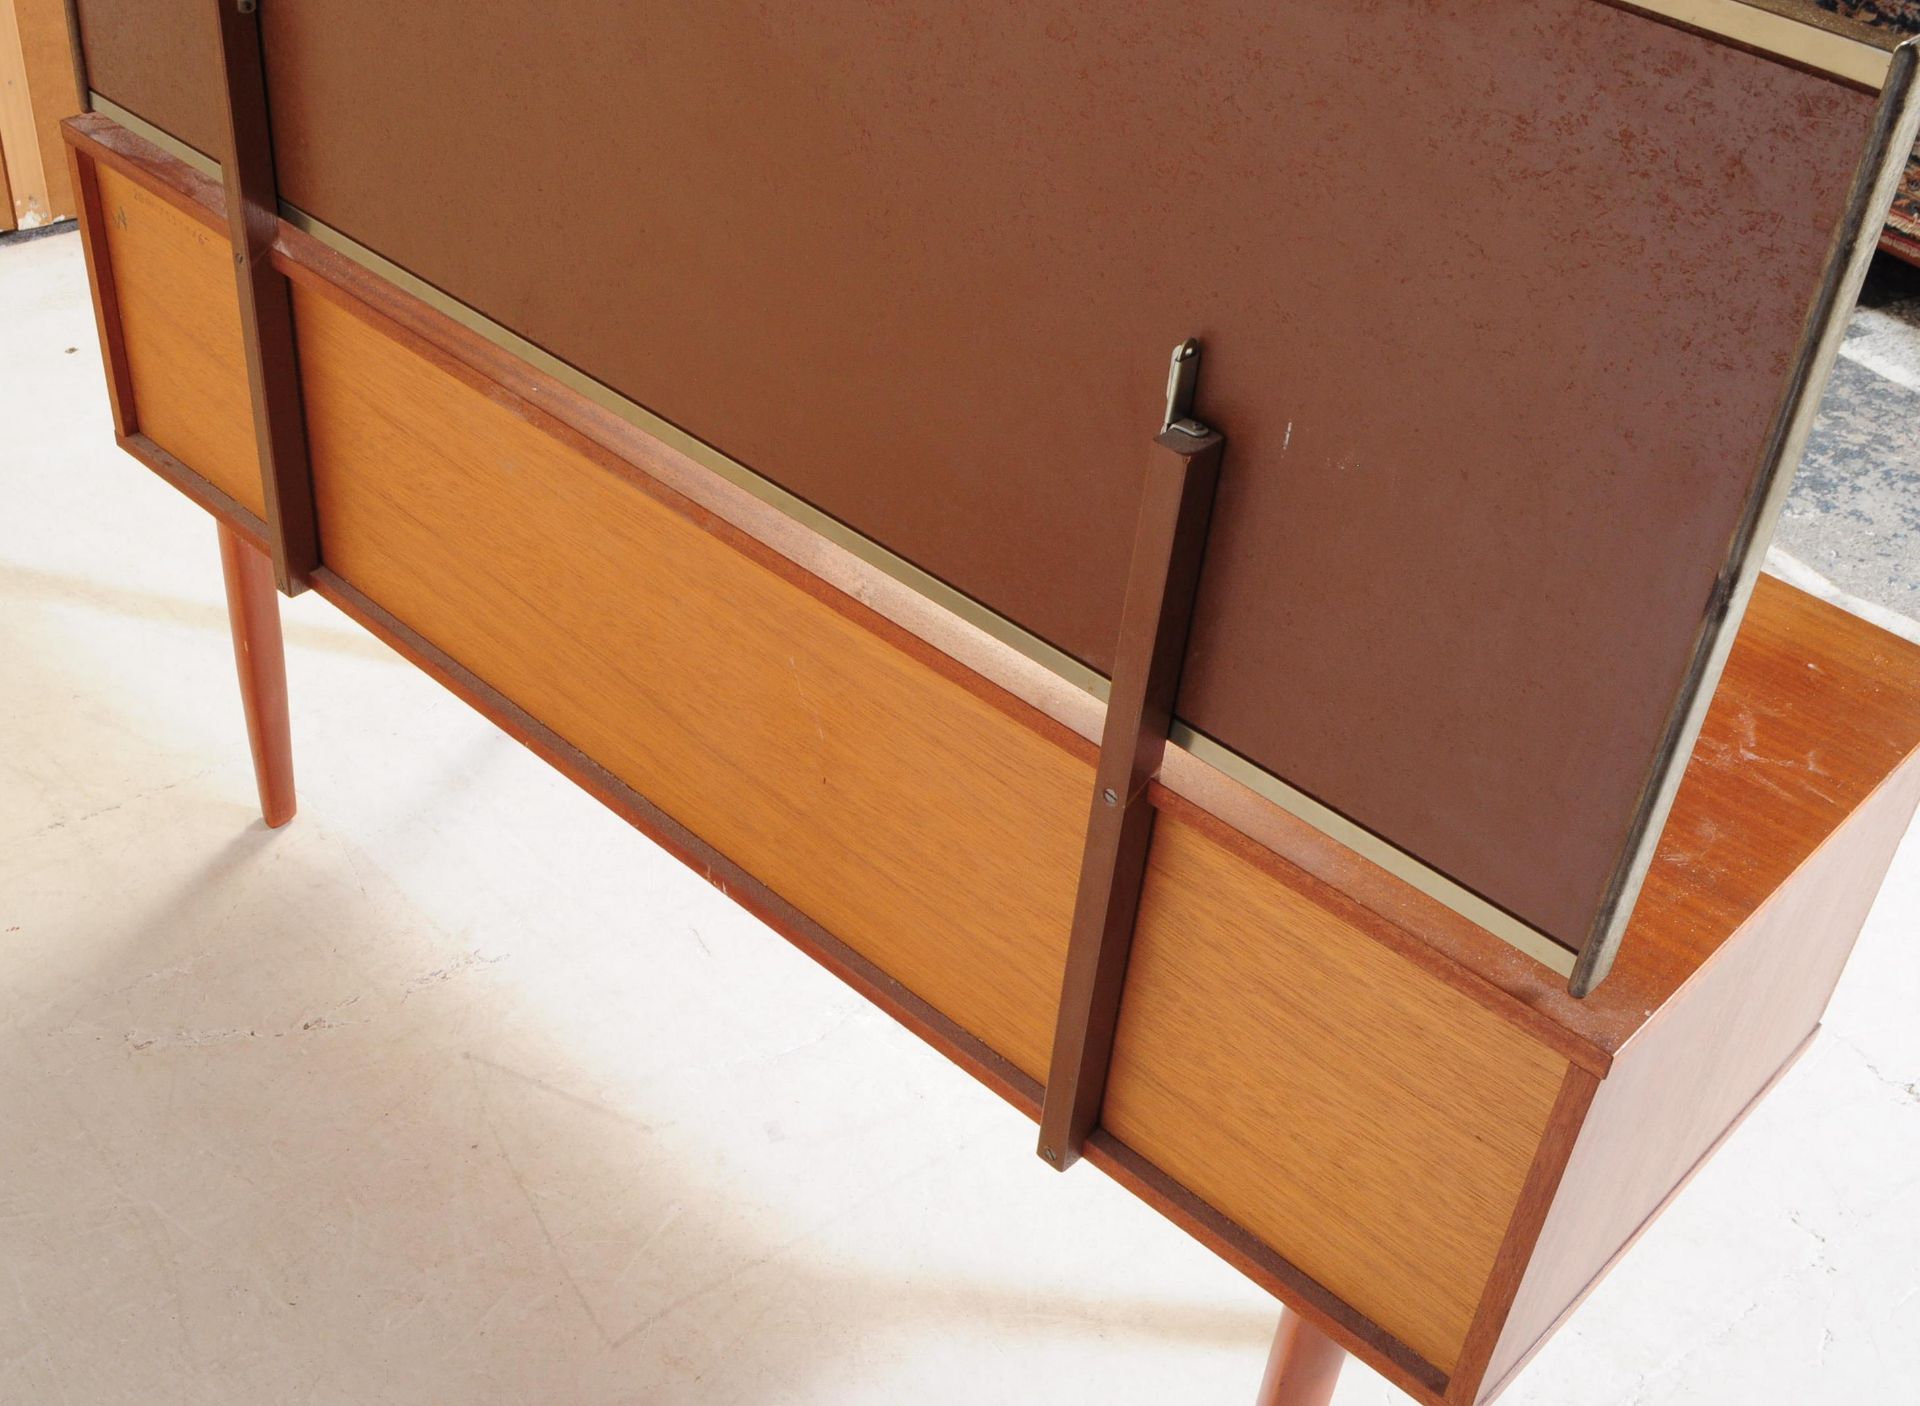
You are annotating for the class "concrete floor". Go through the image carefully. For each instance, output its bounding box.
[3,223,1917,1404]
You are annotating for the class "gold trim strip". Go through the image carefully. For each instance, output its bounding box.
[89,92,1578,979]
[1170,734,1581,975]
[1620,0,1893,86]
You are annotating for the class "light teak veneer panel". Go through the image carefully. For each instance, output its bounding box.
[1104,816,1572,1373]
[287,280,1088,1083]
[92,161,263,518]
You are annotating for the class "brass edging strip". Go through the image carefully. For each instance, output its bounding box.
[89,91,1579,981]
[1619,0,1892,86]
[1173,730,1580,976]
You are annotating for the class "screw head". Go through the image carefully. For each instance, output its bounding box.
[1041,1146,1058,1163]
[1101,787,1118,805]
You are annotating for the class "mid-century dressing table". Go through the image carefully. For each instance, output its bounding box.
[51,2,1920,1399]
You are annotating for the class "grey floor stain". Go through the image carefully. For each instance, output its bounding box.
[1780,254,1920,619]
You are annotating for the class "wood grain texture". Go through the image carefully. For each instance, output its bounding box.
[1477,1026,1818,1404]
[1477,755,1920,1400]
[1593,574,1920,1022]
[289,279,1090,1082]
[92,159,262,517]
[1102,816,1573,1373]
[304,557,1459,1405]
[54,139,1544,1393]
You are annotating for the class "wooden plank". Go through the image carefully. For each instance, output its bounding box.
[91,159,262,517]
[0,0,48,224]
[1475,1026,1818,1403]
[288,275,1091,1083]
[211,0,317,593]
[0,0,80,224]
[69,96,1920,1063]
[0,117,13,230]
[63,145,128,430]
[1102,816,1573,1373]
[1041,416,1222,1170]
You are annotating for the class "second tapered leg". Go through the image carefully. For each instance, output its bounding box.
[1255,1309,1346,1406]
[217,521,296,828]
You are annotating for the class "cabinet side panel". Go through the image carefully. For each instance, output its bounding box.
[1480,760,1920,1399]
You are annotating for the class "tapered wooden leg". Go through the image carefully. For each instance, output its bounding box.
[217,521,296,827]
[1255,1309,1345,1406]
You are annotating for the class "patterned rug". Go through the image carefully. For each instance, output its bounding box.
[1811,1,1920,261]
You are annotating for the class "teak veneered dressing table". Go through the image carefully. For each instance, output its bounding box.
[50,1,1920,1400]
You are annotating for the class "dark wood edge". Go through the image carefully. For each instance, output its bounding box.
[1149,784,1611,1077]
[1446,1063,1602,1403]
[63,144,135,439]
[1041,429,1223,1170]
[1474,1024,1823,1403]
[61,113,229,257]
[119,432,270,548]
[1083,1131,1450,1404]
[211,0,319,595]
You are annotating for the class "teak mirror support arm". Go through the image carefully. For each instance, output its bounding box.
[213,0,320,594]
[1039,340,1224,1172]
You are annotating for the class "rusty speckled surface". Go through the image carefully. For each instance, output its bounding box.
[70,0,1880,950]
